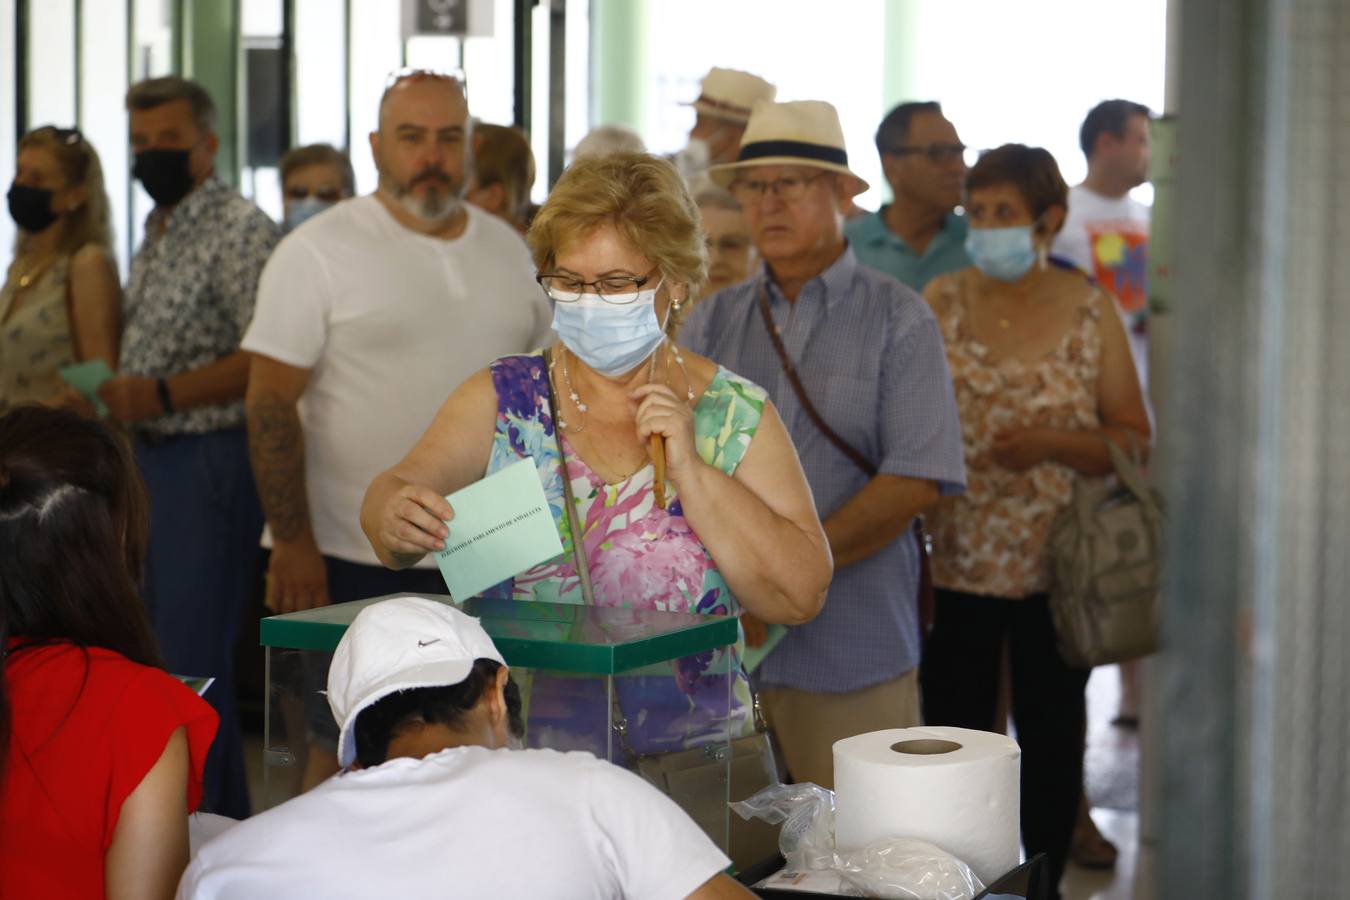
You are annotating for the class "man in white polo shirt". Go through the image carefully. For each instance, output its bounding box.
[178,597,749,900]
[243,70,552,786]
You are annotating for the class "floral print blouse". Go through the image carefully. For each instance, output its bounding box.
[483,353,766,754]
[925,276,1107,599]
[0,257,73,412]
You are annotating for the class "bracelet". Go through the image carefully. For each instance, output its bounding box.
[156,377,175,414]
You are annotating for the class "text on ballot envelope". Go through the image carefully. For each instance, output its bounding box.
[433,458,564,601]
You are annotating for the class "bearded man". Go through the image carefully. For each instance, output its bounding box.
[240,70,551,784]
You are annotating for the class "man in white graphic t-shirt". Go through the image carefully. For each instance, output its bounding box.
[177,597,749,900]
[1051,99,1155,874]
[1053,99,1153,391]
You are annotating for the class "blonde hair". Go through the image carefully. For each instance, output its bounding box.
[528,152,708,297]
[14,127,113,258]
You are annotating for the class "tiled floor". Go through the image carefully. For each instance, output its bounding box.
[1062,666,1148,900]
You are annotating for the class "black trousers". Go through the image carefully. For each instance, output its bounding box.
[919,589,1090,899]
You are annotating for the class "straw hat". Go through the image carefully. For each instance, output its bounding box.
[687,67,777,123]
[707,100,869,195]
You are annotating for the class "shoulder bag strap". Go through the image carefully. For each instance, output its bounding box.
[757,279,936,634]
[541,348,596,605]
[756,279,877,478]
[543,350,767,751]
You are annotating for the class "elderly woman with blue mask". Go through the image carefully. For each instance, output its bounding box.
[918,143,1151,898]
[362,152,830,756]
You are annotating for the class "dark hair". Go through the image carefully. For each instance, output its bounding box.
[1079,99,1152,159]
[279,143,356,196]
[353,659,524,768]
[874,101,943,155]
[966,144,1070,235]
[0,406,163,777]
[126,76,218,136]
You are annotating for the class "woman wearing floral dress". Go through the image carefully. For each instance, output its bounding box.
[919,144,1151,900]
[362,152,831,756]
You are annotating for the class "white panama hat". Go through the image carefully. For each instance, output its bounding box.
[687,67,778,123]
[707,99,869,196]
[327,595,507,768]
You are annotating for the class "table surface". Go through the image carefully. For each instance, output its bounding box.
[260,594,739,674]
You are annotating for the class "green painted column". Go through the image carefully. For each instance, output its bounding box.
[590,0,647,134]
[180,0,240,188]
[881,0,921,113]
[878,0,921,203]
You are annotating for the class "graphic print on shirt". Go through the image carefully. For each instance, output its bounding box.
[1085,220,1149,317]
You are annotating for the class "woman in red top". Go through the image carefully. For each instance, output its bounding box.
[0,406,218,900]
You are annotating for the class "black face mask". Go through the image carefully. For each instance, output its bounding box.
[133,148,195,207]
[7,183,59,234]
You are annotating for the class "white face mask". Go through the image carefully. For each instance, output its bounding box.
[547,280,668,377]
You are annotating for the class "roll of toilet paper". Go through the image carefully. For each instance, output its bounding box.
[832,726,1020,887]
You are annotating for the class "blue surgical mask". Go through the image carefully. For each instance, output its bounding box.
[966,225,1037,282]
[284,197,334,233]
[550,280,667,377]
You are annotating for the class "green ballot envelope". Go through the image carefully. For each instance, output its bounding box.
[434,458,564,601]
[740,623,788,674]
[57,359,114,416]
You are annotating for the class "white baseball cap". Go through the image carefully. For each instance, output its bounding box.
[327,595,507,768]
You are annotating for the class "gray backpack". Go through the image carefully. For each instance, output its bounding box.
[1045,436,1163,668]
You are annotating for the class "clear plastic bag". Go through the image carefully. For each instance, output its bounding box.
[730,782,837,872]
[731,785,987,898]
[836,838,985,900]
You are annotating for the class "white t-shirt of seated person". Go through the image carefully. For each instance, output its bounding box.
[177,746,731,900]
[242,196,554,568]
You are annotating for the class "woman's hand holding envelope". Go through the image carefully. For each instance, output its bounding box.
[372,482,456,568]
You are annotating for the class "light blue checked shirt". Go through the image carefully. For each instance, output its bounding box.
[681,246,965,693]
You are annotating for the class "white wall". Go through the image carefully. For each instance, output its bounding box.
[639,0,1167,210]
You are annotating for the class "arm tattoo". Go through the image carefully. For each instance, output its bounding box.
[247,389,311,542]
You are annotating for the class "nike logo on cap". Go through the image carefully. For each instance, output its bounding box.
[417,638,441,648]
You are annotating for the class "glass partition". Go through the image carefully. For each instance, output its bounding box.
[79,0,131,276]
[261,595,737,852]
[294,0,349,150]
[25,0,77,128]
[241,0,286,222]
[0,0,17,260]
[347,0,401,194]
[129,0,176,254]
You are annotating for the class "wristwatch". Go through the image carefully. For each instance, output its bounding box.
[156,377,175,414]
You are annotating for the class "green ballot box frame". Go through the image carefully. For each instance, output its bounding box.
[260,594,739,673]
[259,594,739,856]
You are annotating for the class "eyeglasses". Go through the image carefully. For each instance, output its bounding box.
[383,67,466,90]
[536,269,658,304]
[728,171,827,204]
[886,142,969,165]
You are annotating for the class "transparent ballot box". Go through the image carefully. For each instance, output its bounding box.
[260,595,739,851]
